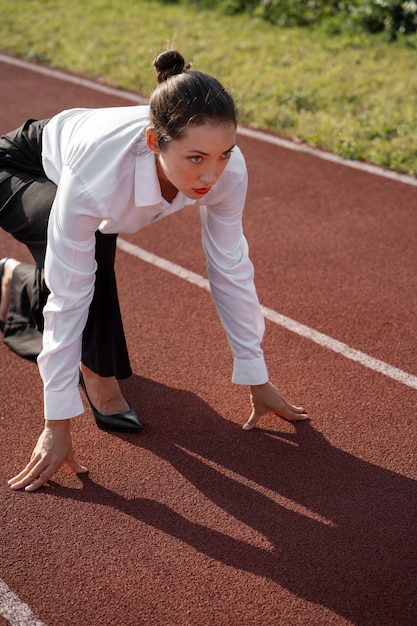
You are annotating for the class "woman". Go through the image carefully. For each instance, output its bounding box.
[0,50,308,492]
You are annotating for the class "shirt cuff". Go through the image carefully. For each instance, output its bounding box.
[44,388,85,421]
[232,356,268,385]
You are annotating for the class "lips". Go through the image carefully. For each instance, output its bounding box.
[193,188,211,195]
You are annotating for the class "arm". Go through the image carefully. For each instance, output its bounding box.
[201,152,307,427]
[200,155,267,384]
[9,166,101,490]
[39,165,101,420]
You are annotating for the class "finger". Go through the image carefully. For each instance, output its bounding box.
[23,456,64,491]
[8,460,38,487]
[279,399,309,422]
[243,407,308,430]
[66,458,88,474]
[276,408,309,423]
[24,458,88,490]
[242,393,271,430]
[283,398,308,415]
[243,401,308,430]
[24,454,89,490]
[9,466,47,491]
[242,406,264,430]
[24,467,55,492]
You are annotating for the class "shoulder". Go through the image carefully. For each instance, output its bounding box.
[49,105,150,127]
[46,105,150,149]
[44,105,150,170]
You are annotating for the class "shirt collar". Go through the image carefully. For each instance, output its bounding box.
[134,151,163,207]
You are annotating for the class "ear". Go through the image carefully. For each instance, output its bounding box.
[146,127,160,155]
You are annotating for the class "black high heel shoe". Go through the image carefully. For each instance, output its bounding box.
[79,373,143,432]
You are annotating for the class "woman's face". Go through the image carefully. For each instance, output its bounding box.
[146,122,236,200]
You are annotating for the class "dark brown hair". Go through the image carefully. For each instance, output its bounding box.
[149,50,237,148]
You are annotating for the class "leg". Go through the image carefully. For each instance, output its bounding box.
[1,260,43,360]
[81,232,132,379]
[80,232,134,416]
[0,118,53,344]
[0,258,19,325]
[0,118,57,346]
[0,175,55,358]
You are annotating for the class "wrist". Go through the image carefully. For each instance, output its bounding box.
[250,381,269,389]
[45,419,71,432]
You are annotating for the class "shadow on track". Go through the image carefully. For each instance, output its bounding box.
[48,375,416,625]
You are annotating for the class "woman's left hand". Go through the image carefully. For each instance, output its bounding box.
[243,381,309,430]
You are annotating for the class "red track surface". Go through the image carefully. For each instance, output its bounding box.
[1,57,416,626]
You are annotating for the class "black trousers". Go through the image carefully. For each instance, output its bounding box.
[0,119,132,379]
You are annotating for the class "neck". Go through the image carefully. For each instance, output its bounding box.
[155,157,178,202]
[159,178,178,202]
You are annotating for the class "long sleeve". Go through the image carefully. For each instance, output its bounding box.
[37,165,102,420]
[201,151,268,385]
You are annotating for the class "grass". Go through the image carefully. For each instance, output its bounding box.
[1,0,417,176]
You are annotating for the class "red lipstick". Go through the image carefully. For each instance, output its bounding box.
[193,188,211,195]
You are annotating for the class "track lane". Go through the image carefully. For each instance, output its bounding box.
[1,56,416,626]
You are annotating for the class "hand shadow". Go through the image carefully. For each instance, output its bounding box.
[50,375,417,625]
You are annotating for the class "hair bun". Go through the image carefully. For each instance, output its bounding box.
[153,50,191,83]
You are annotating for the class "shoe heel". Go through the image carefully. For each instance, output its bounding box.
[79,372,143,432]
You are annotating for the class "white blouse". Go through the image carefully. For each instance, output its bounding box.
[39,105,268,420]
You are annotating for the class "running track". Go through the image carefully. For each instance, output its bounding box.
[0,55,416,626]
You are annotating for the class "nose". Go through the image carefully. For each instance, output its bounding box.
[199,164,217,185]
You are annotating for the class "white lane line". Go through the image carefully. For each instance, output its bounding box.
[0,580,47,626]
[261,307,417,390]
[0,53,147,105]
[237,126,417,187]
[1,53,416,188]
[117,238,210,291]
[117,237,417,391]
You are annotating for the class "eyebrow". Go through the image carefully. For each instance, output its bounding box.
[186,144,235,156]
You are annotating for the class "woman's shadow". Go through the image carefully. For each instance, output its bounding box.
[51,375,417,625]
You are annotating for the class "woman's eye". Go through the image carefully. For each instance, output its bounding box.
[222,149,233,159]
[188,156,202,163]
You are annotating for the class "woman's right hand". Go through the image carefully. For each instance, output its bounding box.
[8,419,88,491]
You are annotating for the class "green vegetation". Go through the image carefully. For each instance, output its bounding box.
[1,0,416,176]
[185,0,417,39]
